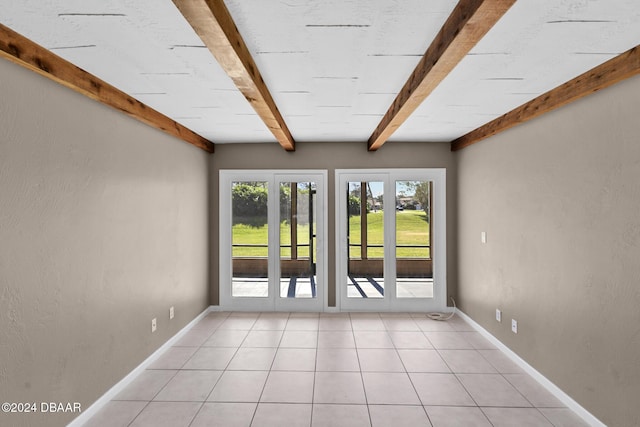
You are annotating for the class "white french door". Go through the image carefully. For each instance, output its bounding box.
[336,169,446,312]
[220,170,327,311]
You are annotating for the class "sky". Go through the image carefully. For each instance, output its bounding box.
[349,181,419,198]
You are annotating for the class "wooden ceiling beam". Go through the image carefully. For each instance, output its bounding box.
[451,45,640,151]
[173,0,295,151]
[367,0,516,151]
[0,23,214,153]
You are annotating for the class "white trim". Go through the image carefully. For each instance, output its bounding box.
[219,170,328,312]
[67,306,214,427]
[455,310,606,427]
[274,171,328,312]
[335,171,389,311]
[335,168,446,312]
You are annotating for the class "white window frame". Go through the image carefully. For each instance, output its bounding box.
[335,168,447,312]
[219,170,328,311]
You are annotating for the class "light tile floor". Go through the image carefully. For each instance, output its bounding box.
[84,312,589,427]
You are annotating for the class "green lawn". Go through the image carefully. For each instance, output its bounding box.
[348,210,430,258]
[232,210,430,258]
[231,222,269,257]
[232,221,313,258]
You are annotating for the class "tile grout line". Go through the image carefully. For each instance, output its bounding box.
[309,313,321,427]
[437,317,548,426]
[125,401,153,427]
[350,312,374,427]
[388,315,435,424]
[187,312,233,427]
[464,329,562,419]
[87,311,587,427]
[418,317,498,426]
[190,313,246,426]
[429,324,505,425]
[248,311,291,426]
[127,312,231,427]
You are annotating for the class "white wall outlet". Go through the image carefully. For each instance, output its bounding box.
[511,319,518,334]
[496,309,502,322]
[151,318,157,333]
[169,306,174,320]
[481,231,487,244]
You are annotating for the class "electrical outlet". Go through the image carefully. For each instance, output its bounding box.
[481,231,487,244]
[496,309,502,322]
[169,306,174,320]
[511,319,518,334]
[151,318,157,333]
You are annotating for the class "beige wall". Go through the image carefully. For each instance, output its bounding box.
[456,74,640,426]
[0,60,210,426]
[210,141,457,307]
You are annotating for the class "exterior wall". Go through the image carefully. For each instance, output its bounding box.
[0,59,210,426]
[456,74,640,426]
[210,141,457,307]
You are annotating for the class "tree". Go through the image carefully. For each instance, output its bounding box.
[232,183,268,225]
[399,181,430,222]
[347,183,367,216]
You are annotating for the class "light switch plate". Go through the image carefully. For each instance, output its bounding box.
[151,318,157,333]
[511,319,518,334]
[481,231,487,243]
[496,309,502,322]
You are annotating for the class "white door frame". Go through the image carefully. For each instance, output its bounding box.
[219,170,328,311]
[335,168,447,312]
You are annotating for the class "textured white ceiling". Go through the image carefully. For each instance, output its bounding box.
[2,0,639,145]
[391,0,640,141]
[1,0,272,143]
[224,0,458,142]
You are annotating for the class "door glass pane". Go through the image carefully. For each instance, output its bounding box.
[395,180,433,298]
[347,181,384,298]
[280,182,317,298]
[232,181,268,297]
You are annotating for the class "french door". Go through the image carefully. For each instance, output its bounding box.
[336,169,446,312]
[220,170,327,311]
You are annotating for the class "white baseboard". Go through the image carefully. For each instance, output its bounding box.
[455,310,606,427]
[68,306,215,427]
